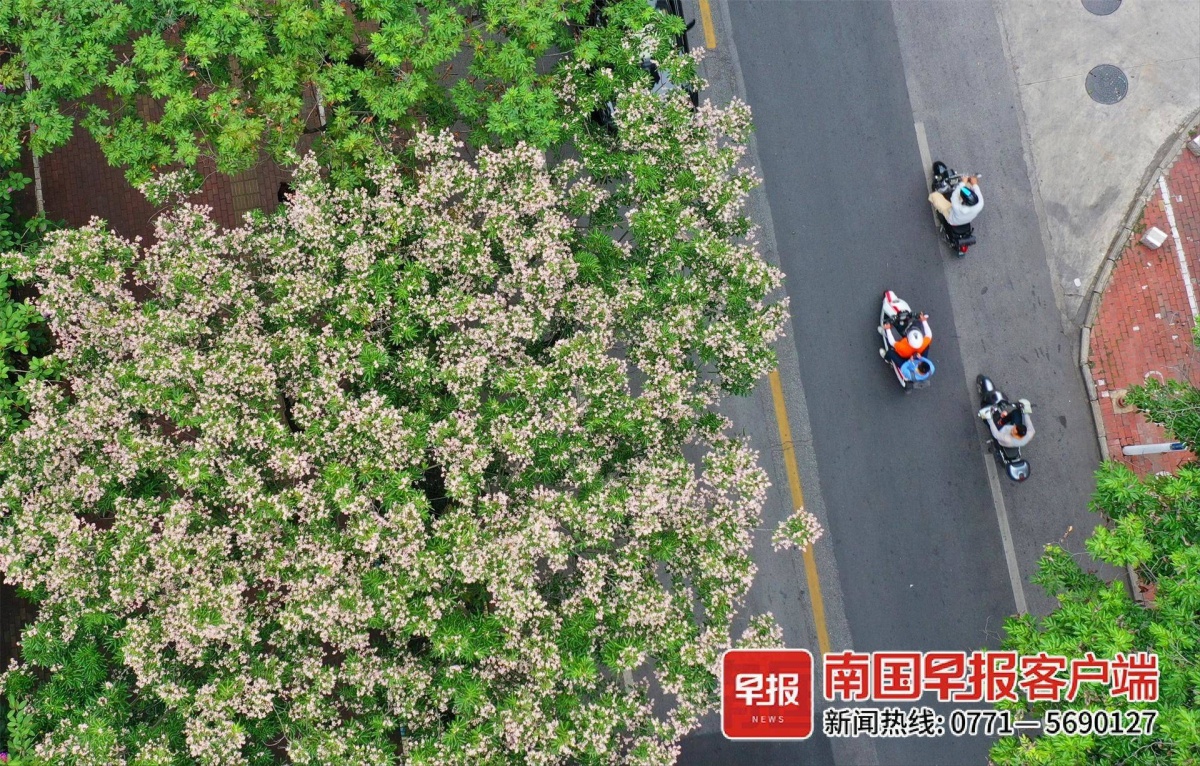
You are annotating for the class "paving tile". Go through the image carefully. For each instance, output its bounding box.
[1089,149,1200,475]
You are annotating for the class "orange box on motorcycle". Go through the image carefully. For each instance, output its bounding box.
[900,356,935,383]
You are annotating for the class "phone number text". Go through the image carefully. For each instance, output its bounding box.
[823,707,1158,738]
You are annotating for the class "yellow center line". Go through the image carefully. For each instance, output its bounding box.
[697,0,718,49]
[768,370,831,657]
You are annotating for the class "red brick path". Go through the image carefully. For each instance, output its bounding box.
[1089,146,1200,474]
[18,115,293,243]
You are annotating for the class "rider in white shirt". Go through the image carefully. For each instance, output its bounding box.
[981,398,1034,449]
[930,175,983,226]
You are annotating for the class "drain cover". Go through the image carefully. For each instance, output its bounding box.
[1086,64,1128,104]
[1082,0,1121,14]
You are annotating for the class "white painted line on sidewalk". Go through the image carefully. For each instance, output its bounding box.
[914,120,1028,616]
[1159,175,1198,319]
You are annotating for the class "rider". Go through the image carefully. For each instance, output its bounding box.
[929,162,984,227]
[881,312,931,367]
[982,398,1035,449]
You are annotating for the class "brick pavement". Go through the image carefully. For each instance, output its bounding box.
[16,95,300,242]
[1088,144,1200,475]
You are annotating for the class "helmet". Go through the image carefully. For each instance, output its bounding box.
[959,186,979,206]
[906,328,925,348]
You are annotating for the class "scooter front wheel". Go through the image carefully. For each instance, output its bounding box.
[976,375,992,398]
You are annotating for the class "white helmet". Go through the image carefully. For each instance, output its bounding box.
[906,328,924,348]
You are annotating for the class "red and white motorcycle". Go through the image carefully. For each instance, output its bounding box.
[877,290,935,391]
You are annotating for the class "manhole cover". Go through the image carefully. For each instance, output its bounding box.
[1082,0,1121,14]
[1086,64,1128,104]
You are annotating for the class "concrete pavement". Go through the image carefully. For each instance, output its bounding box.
[993,0,1200,327]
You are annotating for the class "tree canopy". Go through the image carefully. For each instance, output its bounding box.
[0,67,812,761]
[0,0,697,186]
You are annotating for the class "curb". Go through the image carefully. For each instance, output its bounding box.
[1077,107,1200,606]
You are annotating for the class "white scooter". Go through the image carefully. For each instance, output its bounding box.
[976,375,1032,482]
[878,290,935,392]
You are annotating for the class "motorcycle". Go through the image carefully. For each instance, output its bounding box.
[976,375,1032,482]
[931,162,979,256]
[878,290,935,392]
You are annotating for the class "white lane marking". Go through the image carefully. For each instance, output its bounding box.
[980,441,1029,614]
[914,120,937,224]
[914,120,1028,616]
[1159,175,1198,319]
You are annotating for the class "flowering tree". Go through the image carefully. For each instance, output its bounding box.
[0,79,799,763]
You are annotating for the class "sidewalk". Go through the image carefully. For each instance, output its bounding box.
[1087,137,1200,474]
[994,0,1200,326]
[17,100,295,243]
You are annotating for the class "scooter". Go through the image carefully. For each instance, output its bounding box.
[878,290,935,392]
[931,162,978,256]
[976,375,1031,482]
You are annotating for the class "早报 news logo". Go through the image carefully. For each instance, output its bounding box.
[722,649,816,740]
[721,649,1160,741]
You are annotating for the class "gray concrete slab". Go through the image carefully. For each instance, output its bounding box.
[992,0,1200,325]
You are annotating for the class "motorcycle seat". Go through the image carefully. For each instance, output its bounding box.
[935,213,973,238]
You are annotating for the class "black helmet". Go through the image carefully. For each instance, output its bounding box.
[959,187,979,207]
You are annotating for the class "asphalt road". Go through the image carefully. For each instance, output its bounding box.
[682,1,1108,764]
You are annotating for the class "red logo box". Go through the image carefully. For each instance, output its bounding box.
[721,649,814,740]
